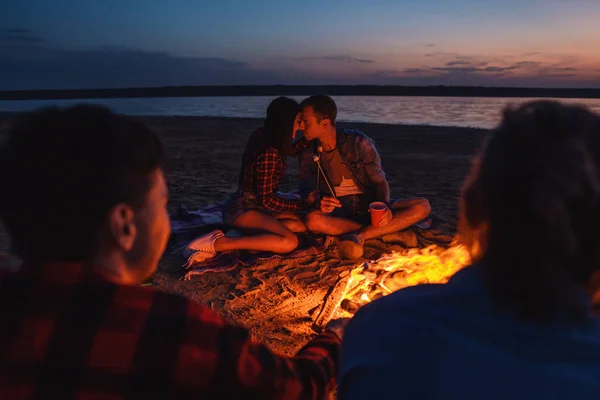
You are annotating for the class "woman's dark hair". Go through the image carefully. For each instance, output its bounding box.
[458,100,600,323]
[262,96,300,157]
[0,104,166,263]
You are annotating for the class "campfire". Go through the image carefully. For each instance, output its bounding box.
[313,242,471,329]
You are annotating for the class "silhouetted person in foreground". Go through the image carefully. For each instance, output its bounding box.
[0,105,344,399]
[339,101,600,399]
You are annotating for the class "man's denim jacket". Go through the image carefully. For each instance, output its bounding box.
[298,128,386,200]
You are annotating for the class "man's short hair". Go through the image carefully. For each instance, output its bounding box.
[0,104,166,263]
[300,94,338,125]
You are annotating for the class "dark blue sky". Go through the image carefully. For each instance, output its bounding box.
[2,0,599,89]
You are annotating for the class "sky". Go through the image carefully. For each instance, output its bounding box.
[1,0,600,90]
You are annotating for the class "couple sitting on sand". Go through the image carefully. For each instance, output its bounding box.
[186,94,431,263]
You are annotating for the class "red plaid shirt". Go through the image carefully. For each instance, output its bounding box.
[239,129,309,212]
[0,263,340,399]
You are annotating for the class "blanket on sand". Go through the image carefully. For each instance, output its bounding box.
[168,194,455,280]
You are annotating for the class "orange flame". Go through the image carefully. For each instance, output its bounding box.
[342,242,471,308]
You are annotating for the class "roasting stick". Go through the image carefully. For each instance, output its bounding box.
[313,154,337,199]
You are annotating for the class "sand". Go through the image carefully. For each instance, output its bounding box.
[0,114,488,355]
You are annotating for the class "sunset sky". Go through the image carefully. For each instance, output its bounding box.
[2,0,600,90]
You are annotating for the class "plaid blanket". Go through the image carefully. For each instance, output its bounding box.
[169,194,454,279]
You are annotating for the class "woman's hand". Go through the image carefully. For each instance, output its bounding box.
[305,190,321,208]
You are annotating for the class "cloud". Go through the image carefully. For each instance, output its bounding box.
[424,52,460,58]
[297,54,375,64]
[389,53,599,87]
[425,44,436,48]
[432,66,480,74]
[0,28,44,44]
[0,30,597,89]
[0,32,385,89]
[548,67,577,72]
[0,43,287,89]
[483,66,510,73]
[0,28,45,50]
[446,60,474,67]
[512,61,542,69]
[403,68,431,74]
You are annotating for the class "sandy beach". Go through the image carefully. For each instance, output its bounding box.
[0,114,487,354]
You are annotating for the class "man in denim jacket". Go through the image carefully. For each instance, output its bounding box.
[298,95,431,258]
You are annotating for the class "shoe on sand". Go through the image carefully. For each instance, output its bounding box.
[183,230,224,267]
[382,229,418,247]
[336,233,364,260]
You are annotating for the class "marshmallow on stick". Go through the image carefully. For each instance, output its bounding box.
[313,154,337,199]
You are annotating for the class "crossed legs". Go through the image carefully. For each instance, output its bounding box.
[305,197,431,240]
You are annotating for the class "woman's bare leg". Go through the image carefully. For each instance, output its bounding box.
[272,211,308,233]
[213,210,299,254]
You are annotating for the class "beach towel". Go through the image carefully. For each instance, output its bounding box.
[169,192,455,279]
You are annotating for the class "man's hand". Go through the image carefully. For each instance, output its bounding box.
[379,207,393,227]
[324,318,352,340]
[320,196,341,214]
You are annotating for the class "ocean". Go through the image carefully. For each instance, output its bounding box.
[2,95,600,129]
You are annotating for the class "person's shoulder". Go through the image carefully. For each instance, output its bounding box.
[256,146,280,160]
[339,128,376,150]
[245,127,263,143]
[116,284,229,326]
[340,127,371,140]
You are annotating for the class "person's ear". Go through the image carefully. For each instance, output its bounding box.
[108,203,137,252]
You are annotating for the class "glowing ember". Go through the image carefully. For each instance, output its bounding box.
[341,242,471,311]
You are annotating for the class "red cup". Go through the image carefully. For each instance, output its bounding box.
[369,202,388,227]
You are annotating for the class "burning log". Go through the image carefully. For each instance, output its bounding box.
[312,270,353,332]
[341,244,471,306]
[340,299,360,314]
[382,270,429,292]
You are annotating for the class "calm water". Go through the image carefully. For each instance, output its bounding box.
[2,96,600,129]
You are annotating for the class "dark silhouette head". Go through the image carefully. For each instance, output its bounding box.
[459,100,600,323]
[262,96,302,157]
[0,104,170,282]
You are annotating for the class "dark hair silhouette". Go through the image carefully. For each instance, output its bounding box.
[300,94,338,125]
[459,100,600,323]
[262,96,300,157]
[0,104,166,263]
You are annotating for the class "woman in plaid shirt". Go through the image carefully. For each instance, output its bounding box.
[186,97,313,263]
